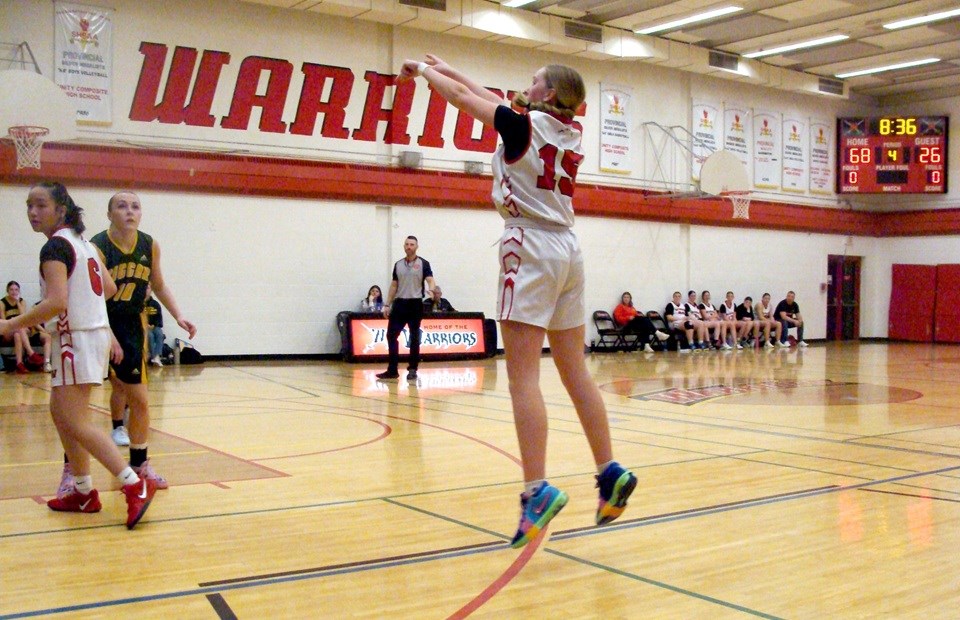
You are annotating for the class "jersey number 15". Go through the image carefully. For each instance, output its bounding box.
[536,144,584,197]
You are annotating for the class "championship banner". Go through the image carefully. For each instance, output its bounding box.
[599,85,631,174]
[54,1,113,125]
[722,106,751,171]
[809,119,835,195]
[752,110,781,190]
[691,101,721,180]
[782,117,808,193]
[349,316,486,359]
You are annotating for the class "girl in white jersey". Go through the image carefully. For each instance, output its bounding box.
[399,56,636,548]
[0,182,156,529]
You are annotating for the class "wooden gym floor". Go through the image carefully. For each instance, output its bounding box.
[2,342,959,618]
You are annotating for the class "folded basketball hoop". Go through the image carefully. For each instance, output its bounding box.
[7,125,49,170]
[723,190,751,220]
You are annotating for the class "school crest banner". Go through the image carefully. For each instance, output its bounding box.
[782,117,808,193]
[752,110,781,190]
[599,85,632,174]
[54,1,113,125]
[691,101,721,180]
[808,119,835,195]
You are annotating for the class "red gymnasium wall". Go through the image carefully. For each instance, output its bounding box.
[2,142,958,238]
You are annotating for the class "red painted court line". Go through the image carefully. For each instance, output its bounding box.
[253,415,392,461]
[446,530,546,620]
[30,496,46,505]
[378,412,522,466]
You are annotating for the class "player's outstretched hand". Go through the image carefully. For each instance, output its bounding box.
[424,54,448,72]
[177,317,198,340]
[398,59,421,82]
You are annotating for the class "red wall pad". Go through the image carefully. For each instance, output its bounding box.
[889,264,936,342]
[934,264,960,343]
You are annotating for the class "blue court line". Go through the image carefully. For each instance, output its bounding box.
[3,466,959,619]
[551,464,960,542]
[544,548,785,620]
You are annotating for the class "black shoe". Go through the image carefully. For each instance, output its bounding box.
[406,370,418,381]
[376,370,400,380]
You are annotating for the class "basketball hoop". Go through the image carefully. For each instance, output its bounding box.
[7,125,49,170]
[723,190,751,220]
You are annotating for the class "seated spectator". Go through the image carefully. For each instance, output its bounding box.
[754,293,785,348]
[692,290,722,349]
[613,292,669,352]
[1,281,45,373]
[665,291,696,353]
[735,296,759,348]
[360,285,384,312]
[423,287,455,313]
[719,291,747,349]
[776,291,807,347]
[144,285,165,366]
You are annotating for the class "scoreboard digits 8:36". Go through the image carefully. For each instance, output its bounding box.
[837,116,948,194]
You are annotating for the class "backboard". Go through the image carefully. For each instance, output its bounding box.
[699,150,749,196]
[0,69,78,143]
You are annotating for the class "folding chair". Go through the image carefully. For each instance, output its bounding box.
[592,310,630,351]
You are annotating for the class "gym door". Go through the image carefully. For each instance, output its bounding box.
[827,255,861,340]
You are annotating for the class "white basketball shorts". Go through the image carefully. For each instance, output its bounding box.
[51,327,110,387]
[496,225,585,331]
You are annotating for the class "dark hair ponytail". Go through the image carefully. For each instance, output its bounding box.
[32,181,85,233]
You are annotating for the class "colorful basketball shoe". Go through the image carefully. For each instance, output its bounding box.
[56,462,75,499]
[595,462,637,525]
[133,459,169,490]
[47,488,102,513]
[510,482,568,549]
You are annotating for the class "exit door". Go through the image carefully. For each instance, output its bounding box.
[827,255,861,340]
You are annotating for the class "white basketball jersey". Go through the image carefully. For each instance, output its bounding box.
[686,303,702,320]
[41,228,110,333]
[492,110,583,228]
[669,303,687,318]
[721,302,736,320]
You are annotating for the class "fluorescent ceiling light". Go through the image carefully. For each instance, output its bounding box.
[743,34,849,59]
[503,0,536,6]
[635,5,742,35]
[835,57,940,79]
[884,7,960,30]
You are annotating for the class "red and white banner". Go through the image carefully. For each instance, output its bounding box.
[722,106,751,173]
[599,85,631,174]
[349,316,485,358]
[752,110,781,190]
[782,117,808,193]
[691,101,721,180]
[808,119,835,195]
[54,1,113,125]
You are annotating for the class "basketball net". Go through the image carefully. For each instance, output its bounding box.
[722,190,751,220]
[7,126,49,170]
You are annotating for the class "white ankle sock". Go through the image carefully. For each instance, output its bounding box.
[74,476,93,494]
[117,467,140,486]
[523,479,546,496]
[597,460,615,474]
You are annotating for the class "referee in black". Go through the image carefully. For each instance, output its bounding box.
[377,235,438,381]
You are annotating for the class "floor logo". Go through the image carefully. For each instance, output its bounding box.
[634,379,846,406]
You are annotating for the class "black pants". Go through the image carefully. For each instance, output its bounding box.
[778,319,804,343]
[622,316,656,344]
[386,298,424,372]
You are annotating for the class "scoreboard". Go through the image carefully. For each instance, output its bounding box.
[837,116,948,194]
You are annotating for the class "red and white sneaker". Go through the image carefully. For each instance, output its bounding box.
[56,463,75,499]
[133,459,169,490]
[122,477,158,530]
[47,488,102,513]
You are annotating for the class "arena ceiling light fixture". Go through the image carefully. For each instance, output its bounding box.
[743,34,849,59]
[503,0,536,7]
[835,57,940,79]
[884,7,960,30]
[635,5,743,35]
